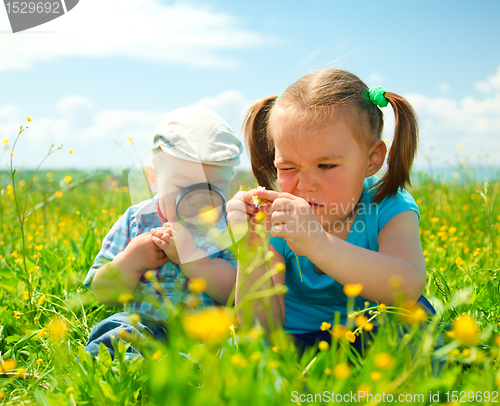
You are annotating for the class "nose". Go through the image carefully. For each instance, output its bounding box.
[295,172,317,193]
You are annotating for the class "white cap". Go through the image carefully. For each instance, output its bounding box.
[152,106,243,166]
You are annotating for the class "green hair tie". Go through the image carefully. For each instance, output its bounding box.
[276,92,283,100]
[368,86,389,108]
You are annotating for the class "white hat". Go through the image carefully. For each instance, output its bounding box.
[152,106,243,166]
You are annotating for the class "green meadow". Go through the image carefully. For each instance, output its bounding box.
[1,131,500,405]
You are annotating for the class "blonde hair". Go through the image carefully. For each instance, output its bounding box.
[243,68,418,203]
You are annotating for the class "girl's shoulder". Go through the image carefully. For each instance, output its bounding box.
[361,176,420,225]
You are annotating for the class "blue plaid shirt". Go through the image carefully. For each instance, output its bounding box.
[83,195,236,319]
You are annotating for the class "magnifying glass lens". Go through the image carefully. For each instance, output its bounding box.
[176,188,225,228]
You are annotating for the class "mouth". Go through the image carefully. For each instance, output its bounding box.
[308,202,324,209]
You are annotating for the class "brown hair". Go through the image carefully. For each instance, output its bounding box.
[243,68,418,203]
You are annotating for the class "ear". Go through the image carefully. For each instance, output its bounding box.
[145,163,157,192]
[366,140,387,177]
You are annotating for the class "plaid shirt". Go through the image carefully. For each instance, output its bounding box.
[83,195,236,319]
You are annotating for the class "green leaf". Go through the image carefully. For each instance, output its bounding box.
[99,381,116,401]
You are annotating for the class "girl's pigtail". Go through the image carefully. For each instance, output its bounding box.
[243,96,278,190]
[372,92,418,203]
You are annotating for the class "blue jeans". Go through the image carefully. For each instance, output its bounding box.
[84,312,168,359]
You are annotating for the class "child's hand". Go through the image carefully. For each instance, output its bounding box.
[255,188,327,257]
[151,222,197,265]
[118,232,169,274]
[226,189,272,245]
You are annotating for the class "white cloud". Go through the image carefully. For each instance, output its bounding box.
[475,66,500,93]
[0,90,253,170]
[0,0,270,72]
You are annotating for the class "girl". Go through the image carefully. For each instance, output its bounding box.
[228,68,439,353]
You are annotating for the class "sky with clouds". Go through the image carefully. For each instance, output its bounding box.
[1,0,499,176]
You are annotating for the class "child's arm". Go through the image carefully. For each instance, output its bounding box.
[91,233,169,306]
[151,223,236,304]
[257,189,426,306]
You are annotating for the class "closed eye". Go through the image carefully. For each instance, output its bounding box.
[318,164,337,170]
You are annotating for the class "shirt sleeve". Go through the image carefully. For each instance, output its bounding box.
[269,235,293,262]
[378,188,420,233]
[82,208,134,290]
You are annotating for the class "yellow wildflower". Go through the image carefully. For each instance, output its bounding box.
[255,211,266,222]
[273,262,286,273]
[363,323,374,331]
[69,149,74,154]
[183,307,235,343]
[455,257,465,266]
[231,353,248,368]
[333,363,351,379]
[448,314,479,345]
[343,283,363,297]
[189,278,207,293]
[318,341,329,351]
[27,116,32,122]
[23,291,29,301]
[374,353,394,369]
[448,227,457,234]
[370,371,382,381]
[1,139,8,143]
[355,315,368,327]
[48,318,70,343]
[129,313,141,324]
[330,325,347,339]
[379,303,387,311]
[320,321,331,331]
[151,350,161,360]
[400,301,428,324]
[2,359,17,371]
[127,137,133,141]
[118,292,134,304]
[345,331,356,343]
[63,176,72,183]
[37,327,47,338]
[55,191,63,198]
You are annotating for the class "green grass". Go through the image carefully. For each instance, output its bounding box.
[0,164,499,405]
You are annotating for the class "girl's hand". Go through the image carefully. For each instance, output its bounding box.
[226,189,271,245]
[151,222,197,265]
[255,188,327,257]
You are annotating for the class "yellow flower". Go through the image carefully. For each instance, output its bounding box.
[129,313,141,324]
[11,152,16,156]
[34,245,43,251]
[448,227,457,234]
[36,327,47,338]
[379,303,387,311]
[151,350,161,360]
[320,321,331,331]
[48,318,70,343]
[330,325,347,339]
[13,311,20,319]
[343,283,363,297]
[430,217,440,223]
[231,353,248,368]
[370,371,382,381]
[273,262,286,273]
[118,292,134,304]
[101,209,107,214]
[363,323,374,331]
[345,331,356,343]
[75,211,81,215]
[198,206,219,224]
[457,145,463,150]
[400,301,429,324]
[183,307,235,343]
[63,176,72,183]
[27,116,32,122]
[189,278,207,293]
[1,139,8,143]
[145,270,155,280]
[69,149,74,154]
[374,353,394,369]
[255,211,266,222]
[318,340,329,351]
[354,315,368,327]
[455,257,465,266]
[127,137,133,141]
[2,359,17,371]
[449,314,479,345]
[23,291,29,301]
[55,191,63,198]
[333,363,351,379]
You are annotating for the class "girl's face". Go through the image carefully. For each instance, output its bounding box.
[272,114,383,231]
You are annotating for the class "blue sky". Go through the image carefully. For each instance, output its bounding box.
[1,0,499,174]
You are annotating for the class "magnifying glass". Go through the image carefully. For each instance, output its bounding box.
[173,183,236,248]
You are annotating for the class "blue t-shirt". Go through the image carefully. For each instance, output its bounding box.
[270,176,420,334]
